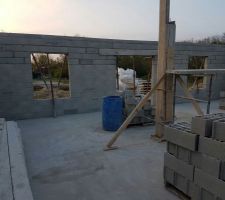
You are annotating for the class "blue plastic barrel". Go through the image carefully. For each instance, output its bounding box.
[102,96,123,131]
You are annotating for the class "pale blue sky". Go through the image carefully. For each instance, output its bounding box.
[0,0,225,41]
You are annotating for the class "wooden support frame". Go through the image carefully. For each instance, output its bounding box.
[104,71,211,150]
[104,0,225,149]
[176,75,204,115]
[105,74,166,150]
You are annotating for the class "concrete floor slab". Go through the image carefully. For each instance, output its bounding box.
[17,101,224,200]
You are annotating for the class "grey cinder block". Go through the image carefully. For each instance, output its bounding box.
[93,59,116,65]
[164,167,191,197]
[167,142,178,157]
[164,153,194,180]
[99,49,157,56]
[191,152,221,178]
[0,57,25,64]
[79,59,93,65]
[194,168,225,200]
[212,120,225,142]
[167,142,192,164]
[177,146,191,164]
[0,52,14,57]
[68,59,79,65]
[86,48,99,54]
[191,113,225,137]
[220,91,225,98]
[191,184,224,200]
[164,124,198,151]
[164,167,175,185]
[219,162,225,181]
[198,136,225,161]
[189,183,200,200]
[219,101,225,109]
[174,173,190,195]
[201,189,215,200]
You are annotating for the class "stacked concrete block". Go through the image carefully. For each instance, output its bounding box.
[164,114,225,200]
[123,91,154,125]
[164,122,196,196]
[212,119,225,142]
[191,113,225,137]
[219,91,225,110]
[164,153,194,196]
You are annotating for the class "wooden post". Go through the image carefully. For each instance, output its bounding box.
[132,56,136,95]
[151,56,157,107]
[155,0,176,138]
[116,57,119,90]
[207,75,213,114]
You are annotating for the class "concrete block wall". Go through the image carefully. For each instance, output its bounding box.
[0,33,225,119]
[164,114,225,200]
[174,43,225,102]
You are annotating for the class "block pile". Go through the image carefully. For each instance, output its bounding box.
[164,113,225,200]
[123,91,154,125]
[219,91,225,110]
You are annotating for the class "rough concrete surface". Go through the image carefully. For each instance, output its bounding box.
[18,114,178,200]
[0,119,13,200]
[17,101,224,200]
[7,121,33,200]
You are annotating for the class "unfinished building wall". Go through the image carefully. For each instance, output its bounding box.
[174,43,225,101]
[0,33,225,120]
[0,33,117,120]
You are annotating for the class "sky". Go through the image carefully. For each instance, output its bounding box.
[0,0,225,41]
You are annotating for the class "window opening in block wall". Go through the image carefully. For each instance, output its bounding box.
[187,56,208,90]
[31,53,70,99]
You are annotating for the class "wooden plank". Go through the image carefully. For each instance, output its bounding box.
[151,56,157,106]
[175,95,207,103]
[165,22,176,120]
[176,75,204,115]
[155,0,175,138]
[106,74,166,149]
[167,69,225,75]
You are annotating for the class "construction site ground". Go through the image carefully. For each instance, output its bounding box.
[18,101,224,200]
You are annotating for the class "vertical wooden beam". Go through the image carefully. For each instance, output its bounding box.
[155,0,176,138]
[151,56,158,107]
[207,75,213,114]
[166,22,176,119]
